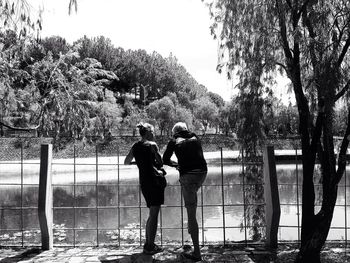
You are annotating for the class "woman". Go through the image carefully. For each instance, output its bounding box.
[124,123,166,255]
[163,122,207,261]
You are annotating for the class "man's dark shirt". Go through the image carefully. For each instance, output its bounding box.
[163,130,207,174]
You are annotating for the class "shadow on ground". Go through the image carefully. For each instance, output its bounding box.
[11,244,349,263]
[99,252,184,262]
[0,245,275,263]
[98,246,349,263]
[0,248,42,263]
[0,245,349,263]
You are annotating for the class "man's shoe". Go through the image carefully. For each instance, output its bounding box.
[143,244,163,255]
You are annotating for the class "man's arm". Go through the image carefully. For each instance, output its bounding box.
[162,141,178,167]
[153,143,163,166]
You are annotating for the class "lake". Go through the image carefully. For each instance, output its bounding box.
[0,154,349,246]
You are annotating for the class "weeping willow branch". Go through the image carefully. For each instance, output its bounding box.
[0,120,39,131]
[335,109,350,185]
[335,79,350,102]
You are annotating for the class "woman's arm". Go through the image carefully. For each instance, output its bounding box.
[124,148,134,165]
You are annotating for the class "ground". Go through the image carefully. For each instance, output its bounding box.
[0,244,349,262]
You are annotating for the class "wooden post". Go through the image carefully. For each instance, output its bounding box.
[263,145,280,249]
[38,144,53,250]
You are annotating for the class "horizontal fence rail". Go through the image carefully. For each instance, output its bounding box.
[0,136,349,249]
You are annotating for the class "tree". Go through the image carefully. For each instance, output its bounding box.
[41,36,70,60]
[208,91,225,109]
[146,96,176,135]
[19,36,70,68]
[31,53,120,142]
[167,92,194,130]
[209,1,350,261]
[193,96,219,134]
[207,91,225,133]
[122,98,148,136]
[0,28,122,147]
[334,102,349,137]
[166,54,208,105]
[0,30,39,129]
[219,101,238,135]
[262,96,299,137]
[74,35,117,70]
[95,89,123,136]
[226,36,269,240]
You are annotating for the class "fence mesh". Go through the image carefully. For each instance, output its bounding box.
[0,135,349,248]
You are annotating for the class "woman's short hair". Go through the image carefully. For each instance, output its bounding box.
[172,122,188,134]
[136,123,154,136]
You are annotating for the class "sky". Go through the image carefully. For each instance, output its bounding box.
[27,0,292,103]
[26,0,235,100]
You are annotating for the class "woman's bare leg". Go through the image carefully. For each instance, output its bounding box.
[146,206,160,247]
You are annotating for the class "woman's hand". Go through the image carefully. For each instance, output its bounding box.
[160,168,167,176]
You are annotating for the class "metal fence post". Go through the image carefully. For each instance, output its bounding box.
[263,145,280,249]
[38,144,53,250]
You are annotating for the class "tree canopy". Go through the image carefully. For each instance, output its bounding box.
[0,29,232,139]
[0,0,306,141]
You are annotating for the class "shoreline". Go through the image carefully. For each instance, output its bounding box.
[0,149,302,163]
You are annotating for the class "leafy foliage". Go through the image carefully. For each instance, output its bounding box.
[0,30,227,142]
[208,0,350,261]
[193,96,219,134]
[0,0,43,37]
[0,28,297,151]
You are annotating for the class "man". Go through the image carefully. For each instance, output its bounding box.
[163,122,207,261]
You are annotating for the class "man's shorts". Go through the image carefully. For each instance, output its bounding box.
[179,171,207,207]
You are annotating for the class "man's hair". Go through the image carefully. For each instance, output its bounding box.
[172,122,188,134]
[136,122,154,136]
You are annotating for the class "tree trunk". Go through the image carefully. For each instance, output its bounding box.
[295,101,339,262]
[296,204,336,263]
[296,166,338,263]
